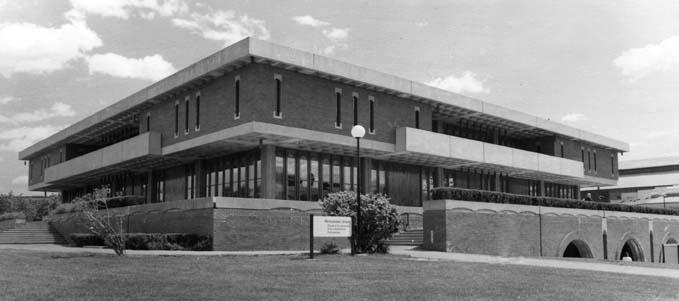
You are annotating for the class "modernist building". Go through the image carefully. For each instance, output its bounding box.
[582,157,679,207]
[20,38,629,207]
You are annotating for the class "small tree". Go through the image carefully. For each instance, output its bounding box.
[319,191,400,253]
[74,187,126,256]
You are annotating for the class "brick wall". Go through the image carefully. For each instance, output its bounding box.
[424,200,679,262]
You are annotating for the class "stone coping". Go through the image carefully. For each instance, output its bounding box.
[424,199,679,221]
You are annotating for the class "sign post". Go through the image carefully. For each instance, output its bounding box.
[309,214,353,259]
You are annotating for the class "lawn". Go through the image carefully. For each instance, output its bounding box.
[1,250,678,300]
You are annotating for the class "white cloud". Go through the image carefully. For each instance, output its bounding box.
[0,18,102,77]
[0,125,65,152]
[0,102,76,125]
[68,0,188,20]
[426,71,489,94]
[322,27,349,41]
[87,53,176,81]
[560,113,586,123]
[11,175,27,185]
[292,15,329,27]
[0,95,16,105]
[172,10,269,45]
[614,36,679,81]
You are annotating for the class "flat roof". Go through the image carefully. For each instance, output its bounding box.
[619,156,679,170]
[19,37,630,160]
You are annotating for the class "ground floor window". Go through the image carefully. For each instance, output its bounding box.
[204,150,261,198]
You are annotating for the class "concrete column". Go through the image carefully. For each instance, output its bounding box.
[494,173,501,192]
[436,167,444,187]
[260,145,277,199]
[146,171,154,203]
[539,180,546,197]
[194,160,205,198]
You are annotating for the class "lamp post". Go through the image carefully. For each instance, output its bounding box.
[351,125,365,253]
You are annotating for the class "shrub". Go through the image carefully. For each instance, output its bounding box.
[319,242,340,255]
[50,195,145,216]
[319,191,399,254]
[0,212,26,222]
[432,187,679,216]
[69,233,105,247]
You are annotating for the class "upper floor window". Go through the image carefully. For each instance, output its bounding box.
[610,154,615,175]
[146,112,151,132]
[195,92,201,131]
[174,101,179,137]
[335,88,342,128]
[234,76,240,119]
[273,74,282,118]
[581,148,585,166]
[587,150,591,170]
[414,107,420,129]
[352,92,359,126]
[560,142,564,158]
[593,151,597,172]
[184,96,190,134]
[369,96,375,134]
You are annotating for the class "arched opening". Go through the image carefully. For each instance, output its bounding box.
[562,240,593,258]
[619,239,644,262]
[666,238,678,244]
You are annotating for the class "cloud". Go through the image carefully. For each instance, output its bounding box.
[11,175,27,185]
[0,18,102,77]
[172,10,269,45]
[426,71,489,94]
[292,15,329,27]
[0,95,16,105]
[68,0,188,20]
[560,113,586,123]
[0,125,65,152]
[87,53,176,81]
[322,27,349,41]
[614,36,679,81]
[0,102,76,125]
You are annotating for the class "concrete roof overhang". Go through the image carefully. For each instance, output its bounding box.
[35,122,616,190]
[19,37,629,161]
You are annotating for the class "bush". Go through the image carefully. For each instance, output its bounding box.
[319,191,399,254]
[50,195,145,216]
[319,242,340,255]
[432,187,679,216]
[0,212,26,222]
[69,233,105,247]
[69,233,212,250]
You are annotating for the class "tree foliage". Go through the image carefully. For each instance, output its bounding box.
[0,193,60,221]
[319,191,400,253]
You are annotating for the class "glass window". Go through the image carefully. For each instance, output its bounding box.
[287,153,296,199]
[235,78,240,117]
[185,97,190,133]
[248,161,255,198]
[369,96,375,133]
[378,166,386,194]
[216,169,223,197]
[310,156,319,201]
[223,165,231,197]
[299,154,309,201]
[195,93,200,130]
[232,165,239,197]
[275,154,285,199]
[275,75,282,117]
[594,152,597,171]
[174,102,179,136]
[239,165,247,197]
[370,165,377,193]
[255,159,261,198]
[335,90,342,127]
[343,161,352,192]
[322,158,330,197]
[352,94,358,126]
[332,158,341,192]
[415,107,420,129]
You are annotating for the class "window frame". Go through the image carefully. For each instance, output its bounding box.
[273,74,282,119]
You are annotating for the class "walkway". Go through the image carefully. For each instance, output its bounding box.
[390,246,679,279]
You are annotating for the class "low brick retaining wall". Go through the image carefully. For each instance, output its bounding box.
[47,198,420,251]
[423,199,679,262]
[0,219,25,232]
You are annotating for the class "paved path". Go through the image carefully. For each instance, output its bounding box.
[0,244,307,256]
[390,246,679,279]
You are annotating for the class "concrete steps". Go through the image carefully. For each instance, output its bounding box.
[386,229,423,246]
[0,221,67,244]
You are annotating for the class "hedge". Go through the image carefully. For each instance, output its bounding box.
[0,212,25,222]
[432,187,679,216]
[51,195,146,215]
[69,233,212,251]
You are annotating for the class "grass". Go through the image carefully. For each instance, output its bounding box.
[1,250,678,300]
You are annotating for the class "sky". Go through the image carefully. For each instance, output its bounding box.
[1,0,678,195]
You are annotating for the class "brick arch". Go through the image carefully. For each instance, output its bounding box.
[660,232,678,244]
[556,231,595,258]
[615,232,646,262]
